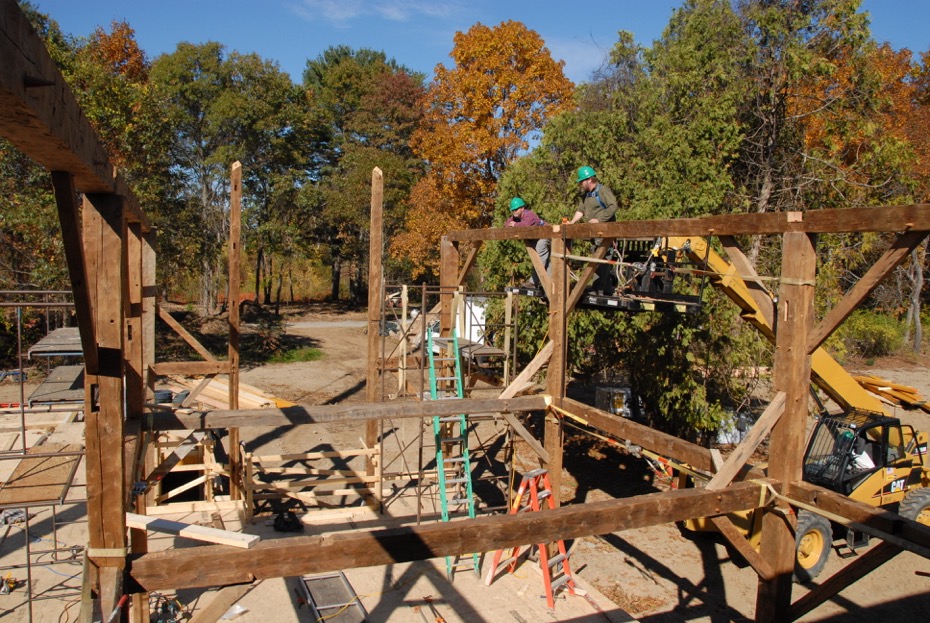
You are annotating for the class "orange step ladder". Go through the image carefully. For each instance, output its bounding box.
[484,469,576,608]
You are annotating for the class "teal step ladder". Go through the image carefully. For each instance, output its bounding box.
[427,328,481,580]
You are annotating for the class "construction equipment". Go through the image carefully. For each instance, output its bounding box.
[426,329,481,580]
[298,572,368,623]
[657,236,930,581]
[485,469,577,609]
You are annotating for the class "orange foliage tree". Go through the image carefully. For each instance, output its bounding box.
[391,21,574,276]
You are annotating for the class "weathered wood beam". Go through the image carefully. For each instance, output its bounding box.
[366,167,384,494]
[496,341,554,462]
[561,398,718,473]
[717,235,776,328]
[439,236,459,335]
[526,244,551,299]
[709,516,775,581]
[808,230,929,354]
[50,171,98,372]
[446,205,930,242]
[787,542,900,622]
[706,392,785,491]
[456,242,481,286]
[157,307,217,362]
[0,1,148,227]
[756,231,817,622]
[82,193,127,617]
[143,395,549,430]
[565,241,610,312]
[545,236,569,501]
[787,481,930,554]
[227,162,242,500]
[151,361,230,376]
[128,479,773,591]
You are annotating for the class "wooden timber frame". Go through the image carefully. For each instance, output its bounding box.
[4,3,930,620]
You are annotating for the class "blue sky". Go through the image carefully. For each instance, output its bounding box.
[32,0,930,85]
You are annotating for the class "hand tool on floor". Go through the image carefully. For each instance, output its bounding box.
[422,596,447,623]
[411,605,430,623]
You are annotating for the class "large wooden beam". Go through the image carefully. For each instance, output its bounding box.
[50,171,99,373]
[446,205,930,242]
[787,481,930,554]
[561,398,718,473]
[787,542,901,622]
[227,162,242,500]
[756,231,817,622]
[0,0,148,226]
[808,230,928,353]
[545,236,569,501]
[143,395,550,430]
[439,236,459,335]
[82,193,127,617]
[128,479,773,591]
[366,167,384,483]
[151,361,230,376]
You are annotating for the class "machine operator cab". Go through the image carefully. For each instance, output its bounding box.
[802,410,927,503]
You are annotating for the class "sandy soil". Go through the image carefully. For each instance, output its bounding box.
[240,309,930,622]
[3,307,930,621]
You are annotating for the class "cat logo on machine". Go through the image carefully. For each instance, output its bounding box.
[889,478,908,494]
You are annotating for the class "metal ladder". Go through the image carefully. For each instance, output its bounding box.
[484,469,576,609]
[427,328,480,580]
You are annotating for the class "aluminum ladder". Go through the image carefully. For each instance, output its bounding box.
[427,328,480,580]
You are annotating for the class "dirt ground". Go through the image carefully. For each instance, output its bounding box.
[251,307,930,622]
[3,304,930,621]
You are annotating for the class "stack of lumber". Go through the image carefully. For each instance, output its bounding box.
[167,376,296,410]
[854,375,930,414]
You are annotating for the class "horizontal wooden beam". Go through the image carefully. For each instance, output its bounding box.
[0,1,148,227]
[128,479,773,591]
[143,395,550,430]
[151,361,231,376]
[446,205,930,242]
[787,481,930,556]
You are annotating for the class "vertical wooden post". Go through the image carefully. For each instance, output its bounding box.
[125,221,144,419]
[228,163,242,500]
[755,229,816,621]
[544,235,568,505]
[439,237,459,336]
[125,220,150,623]
[366,168,384,495]
[142,229,157,398]
[82,193,127,616]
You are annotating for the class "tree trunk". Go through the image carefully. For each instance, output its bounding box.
[331,257,342,300]
[910,243,926,353]
[254,246,264,302]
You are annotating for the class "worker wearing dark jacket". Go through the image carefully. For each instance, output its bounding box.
[568,166,617,295]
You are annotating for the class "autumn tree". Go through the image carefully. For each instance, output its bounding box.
[391,21,574,277]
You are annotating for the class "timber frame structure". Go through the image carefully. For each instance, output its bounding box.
[4,2,930,621]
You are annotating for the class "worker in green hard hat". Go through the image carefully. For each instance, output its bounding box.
[567,166,618,295]
[505,196,550,288]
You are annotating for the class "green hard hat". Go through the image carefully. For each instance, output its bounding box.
[509,197,526,211]
[576,166,596,183]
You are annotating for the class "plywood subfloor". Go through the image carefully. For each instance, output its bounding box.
[0,443,82,505]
